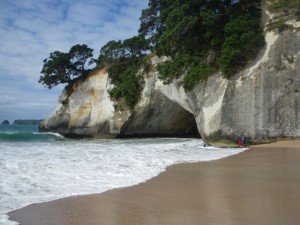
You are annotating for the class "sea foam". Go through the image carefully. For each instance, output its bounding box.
[0,138,246,225]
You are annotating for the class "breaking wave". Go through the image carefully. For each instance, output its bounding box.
[0,131,65,142]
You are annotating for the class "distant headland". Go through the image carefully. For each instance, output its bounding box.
[1,120,9,125]
[13,120,43,125]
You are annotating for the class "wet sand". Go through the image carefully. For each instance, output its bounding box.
[9,140,300,225]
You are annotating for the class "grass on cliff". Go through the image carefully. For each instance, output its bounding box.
[268,0,300,14]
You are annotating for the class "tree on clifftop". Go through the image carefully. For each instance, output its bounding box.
[139,0,264,89]
[39,44,95,89]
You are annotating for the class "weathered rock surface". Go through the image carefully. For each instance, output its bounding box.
[39,69,130,138]
[40,9,300,145]
[40,65,200,138]
[205,29,300,144]
[118,62,199,138]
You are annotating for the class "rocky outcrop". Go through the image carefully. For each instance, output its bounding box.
[1,120,9,125]
[39,69,130,138]
[40,7,300,145]
[40,67,199,138]
[118,58,199,138]
[203,29,300,144]
[195,17,300,145]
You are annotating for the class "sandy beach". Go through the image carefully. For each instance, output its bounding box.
[9,140,300,225]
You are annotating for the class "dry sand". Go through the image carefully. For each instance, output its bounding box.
[9,140,300,225]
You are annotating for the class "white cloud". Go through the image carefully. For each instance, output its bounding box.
[0,84,62,123]
[0,0,148,121]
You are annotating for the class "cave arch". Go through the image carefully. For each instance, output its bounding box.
[118,91,200,138]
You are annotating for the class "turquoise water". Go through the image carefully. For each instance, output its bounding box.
[0,124,38,133]
[0,125,245,225]
[0,124,64,142]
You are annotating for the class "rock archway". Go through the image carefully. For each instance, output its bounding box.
[118,91,200,138]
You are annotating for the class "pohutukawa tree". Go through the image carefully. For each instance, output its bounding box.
[39,44,95,89]
[39,0,266,109]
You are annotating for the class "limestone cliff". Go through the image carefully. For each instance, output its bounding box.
[40,65,199,138]
[40,6,300,145]
[40,69,130,138]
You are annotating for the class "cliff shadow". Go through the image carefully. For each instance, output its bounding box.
[117,92,200,138]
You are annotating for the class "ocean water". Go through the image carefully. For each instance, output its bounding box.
[0,125,246,225]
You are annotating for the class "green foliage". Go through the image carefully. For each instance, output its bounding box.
[139,0,160,46]
[157,53,215,90]
[109,66,143,108]
[183,63,216,91]
[268,0,300,13]
[41,1,267,108]
[140,0,264,87]
[157,54,190,84]
[39,51,72,88]
[39,44,95,89]
[98,35,147,109]
[220,13,265,77]
[266,19,290,32]
[69,44,95,72]
[267,0,300,32]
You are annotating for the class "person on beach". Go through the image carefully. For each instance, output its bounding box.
[241,135,247,147]
[238,135,247,147]
[238,138,242,147]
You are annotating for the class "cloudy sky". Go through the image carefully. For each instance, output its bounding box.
[0,0,148,123]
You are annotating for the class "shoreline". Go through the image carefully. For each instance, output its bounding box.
[9,140,300,225]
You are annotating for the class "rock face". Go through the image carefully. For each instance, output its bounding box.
[1,120,9,125]
[203,29,300,144]
[40,69,130,138]
[118,61,199,138]
[40,10,300,145]
[40,67,199,138]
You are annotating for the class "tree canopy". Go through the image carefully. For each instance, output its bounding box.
[39,44,95,89]
[139,0,264,89]
[39,0,266,109]
[97,0,265,108]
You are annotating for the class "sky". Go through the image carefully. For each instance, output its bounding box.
[0,0,148,123]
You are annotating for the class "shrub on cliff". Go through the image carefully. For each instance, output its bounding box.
[219,13,265,77]
[266,0,300,33]
[98,36,147,109]
[268,0,300,14]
